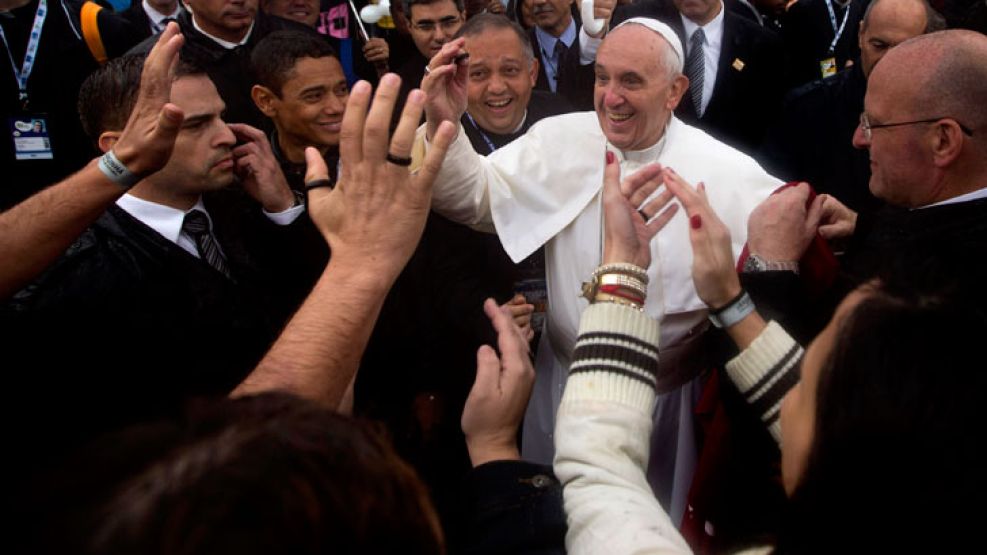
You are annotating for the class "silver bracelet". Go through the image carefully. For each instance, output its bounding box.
[708,291,755,329]
[97,150,140,188]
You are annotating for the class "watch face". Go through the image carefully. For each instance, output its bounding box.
[743,255,764,273]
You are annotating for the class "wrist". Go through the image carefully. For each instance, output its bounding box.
[466,437,520,467]
[708,289,755,329]
[743,253,800,274]
[261,187,300,213]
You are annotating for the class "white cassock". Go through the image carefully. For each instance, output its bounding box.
[422,111,780,524]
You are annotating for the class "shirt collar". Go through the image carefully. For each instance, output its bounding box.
[535,17,577,54]
[115,194,210,245]
[142,0,179,27]
[918,186,987,209]
[681,1,724,45]
[191,15,254,48]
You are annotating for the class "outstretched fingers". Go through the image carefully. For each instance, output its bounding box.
[338,80,372,169]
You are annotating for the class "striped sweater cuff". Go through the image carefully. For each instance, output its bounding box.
[725,321,804,443]
[562,303,660,413]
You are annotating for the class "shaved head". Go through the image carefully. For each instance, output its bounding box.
[878,31,987,140]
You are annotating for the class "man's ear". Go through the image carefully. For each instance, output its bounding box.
[251,84,279,118]
[930,120,966,169]
[665,73,689,110]
[528,57,540,86]
[97,131,121,154]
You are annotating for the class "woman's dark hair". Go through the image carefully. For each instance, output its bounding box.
[775,254,987,553]
[85,393,444,555]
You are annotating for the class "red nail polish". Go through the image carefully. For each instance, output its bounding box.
[606,151,615,164]
[690,214,702,229]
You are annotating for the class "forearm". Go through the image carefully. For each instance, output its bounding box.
[232,258,394,408]
[554,303,690,555]
[0,160,125,300]
[420,124,495,231]
[724,320,805,443]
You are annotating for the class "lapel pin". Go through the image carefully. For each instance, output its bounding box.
[732,58,745,71]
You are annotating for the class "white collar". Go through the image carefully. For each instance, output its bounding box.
[681,1,724,44]
[918,186,987,209]
[191,15,254,48]
[142,0,179,26]
[614,125,669,165]
[115,194,210,245]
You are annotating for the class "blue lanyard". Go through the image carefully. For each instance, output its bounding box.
[0,0,47,107]
[824,0,850,55]
[465,113,498,154]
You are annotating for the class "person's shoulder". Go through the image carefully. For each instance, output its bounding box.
[669,117,777,177]
[524,111,601,139]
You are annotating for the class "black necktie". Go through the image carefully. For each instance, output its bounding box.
[553,40,568,86]
[686,28,705,116]
[182,210,232,278]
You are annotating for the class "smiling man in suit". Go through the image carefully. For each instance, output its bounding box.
[614,0,785,156]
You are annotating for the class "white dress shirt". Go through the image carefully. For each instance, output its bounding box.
[191,15,254,48]
[115,194,304,258]
[681,3,725,117]
[920,186,987,209]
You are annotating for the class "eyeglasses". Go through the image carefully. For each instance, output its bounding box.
[859,112,974,141]
[411,15,462,32]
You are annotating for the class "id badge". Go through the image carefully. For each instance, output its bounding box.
[819,57,837,78]
[9,115,53,160]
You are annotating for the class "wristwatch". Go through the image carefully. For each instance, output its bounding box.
[742,254,800,274]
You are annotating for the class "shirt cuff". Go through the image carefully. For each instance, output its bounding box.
[263,202,305,225]
[579,26,602,65]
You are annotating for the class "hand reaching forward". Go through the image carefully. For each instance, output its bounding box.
[305,74,457,286]
[462,299,536,467]
[112,22,185,177]
[422,38,469,141]
[661,168,742,310]
[601,152,678,268]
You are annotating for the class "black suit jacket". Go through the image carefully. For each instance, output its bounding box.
[128,11,318,130]
[120,0,153,39]
[529,20,596,111]
[613,0,785,157]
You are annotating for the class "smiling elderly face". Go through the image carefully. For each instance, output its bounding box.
[593,24,688,151]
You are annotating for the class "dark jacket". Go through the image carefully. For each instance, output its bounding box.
[128,10,318,130]
[760,63,878,214]
[780,0,869,89]
[613,0,786,157]
[1,188,305,464]
[530,18,596,111]
[1,0,143,208]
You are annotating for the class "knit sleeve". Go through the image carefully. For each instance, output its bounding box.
[554,302,691,555]
[725,320,805,444]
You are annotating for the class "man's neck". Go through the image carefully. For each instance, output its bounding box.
[192,13,251,44]
[129,180,199,211]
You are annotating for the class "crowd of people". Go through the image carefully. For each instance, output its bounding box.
[1,0,986,552]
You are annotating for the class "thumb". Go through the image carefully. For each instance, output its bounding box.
[472,344,502,395]
[304,146,330,183]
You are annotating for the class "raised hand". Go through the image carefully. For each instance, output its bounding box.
[421,37,469,141]
[661,168,741,310]
[228,123,295,212]
[305,74,457,283]
[461,299,536,467]
[112,22,185,177]
[601,152,677,268]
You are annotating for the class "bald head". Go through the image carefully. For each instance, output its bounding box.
[877,31,987,138]
[858,0,943,78]
[860,31,987,206]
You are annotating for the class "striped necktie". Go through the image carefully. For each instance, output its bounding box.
[182,209,232,278]
[686,28,705,116]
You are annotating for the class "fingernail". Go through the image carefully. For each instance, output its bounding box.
[690,214,702,229]
[606,151,615,164]
[698,181,705,191]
